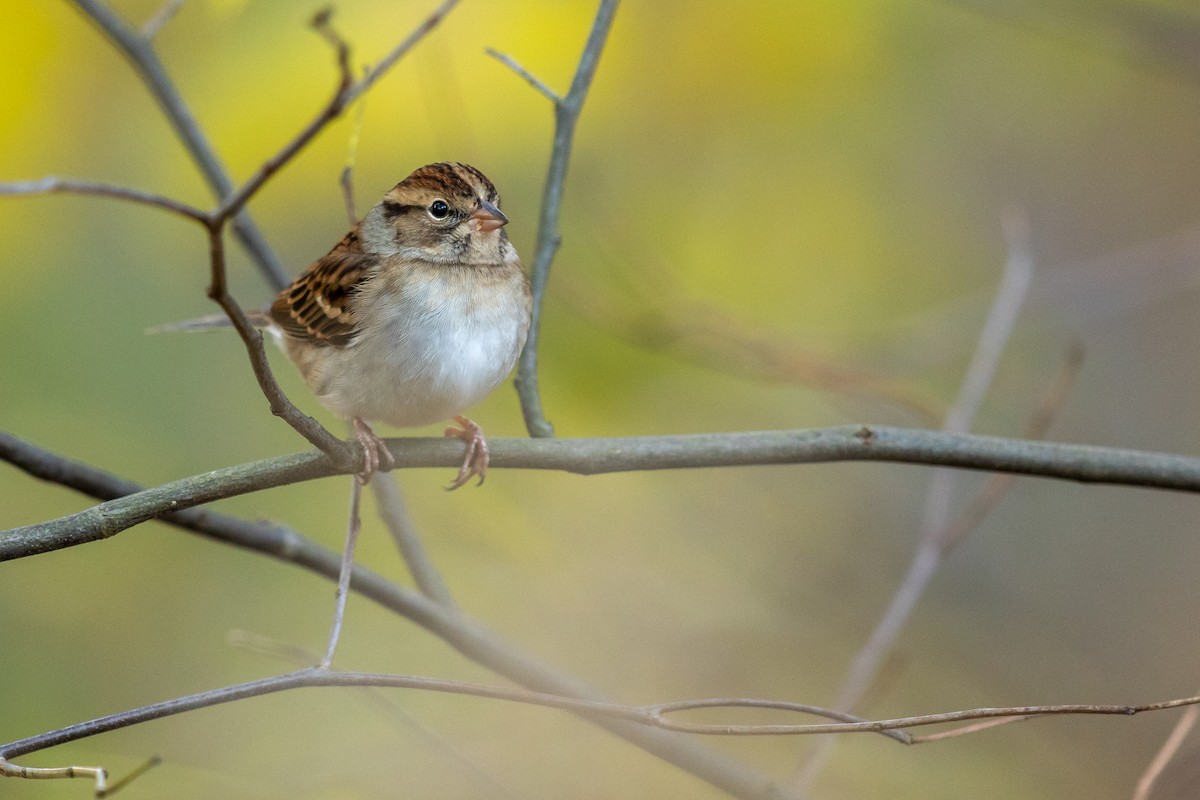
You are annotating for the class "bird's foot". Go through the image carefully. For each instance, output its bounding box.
[352,417,394,483]
[444,415,488,490]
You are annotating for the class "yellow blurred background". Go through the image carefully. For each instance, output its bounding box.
[4,1,1200,798]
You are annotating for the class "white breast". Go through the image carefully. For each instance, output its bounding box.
[310,266,529,429]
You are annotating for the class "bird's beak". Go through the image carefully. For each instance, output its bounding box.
[470,199,508,233]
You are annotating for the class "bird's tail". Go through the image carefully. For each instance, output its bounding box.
[145,310,271,335]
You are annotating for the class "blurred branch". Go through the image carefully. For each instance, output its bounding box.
[795,216,1040,788]
[372,474,456,606]
[1133,691,1200,800]
[833,211,1038,712]
[939,0,1200,88]
[70,0,290,288]
[6,666,1200,773]
[490,0,622,438]
[558,280,945,423]
[0,435,788,800]
[7,421,1200,561]
[139,0,184,38]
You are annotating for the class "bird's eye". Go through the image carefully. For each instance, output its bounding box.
[428,199,451,220]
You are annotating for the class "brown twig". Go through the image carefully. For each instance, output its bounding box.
[0,176,206,221]
[5,667,1199,767]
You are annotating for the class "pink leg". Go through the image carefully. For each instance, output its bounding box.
[443,415,489,490]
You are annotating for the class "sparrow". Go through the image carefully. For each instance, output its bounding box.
[268,162,531,488]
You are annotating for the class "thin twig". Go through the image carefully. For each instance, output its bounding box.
[485,49,561,102]
[8,424,1200,561]
[345,0,461,105]
[202,227,351,461]
[0,176,206,221]
[139,0,184,38]
[228,631,517,798]
[209,13,354,224]
[4,667,1200,764]
[70,0,290,288]
[321,476,362,668]
[371,474,456,606]
[499,0,622,437]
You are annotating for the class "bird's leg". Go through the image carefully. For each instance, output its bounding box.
[352,417,394,484]
[444,415,489,490]
[320,474,362,669]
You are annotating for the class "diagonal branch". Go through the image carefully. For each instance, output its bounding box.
[492,0,622,437]
[70,0,290,288]
[0,440,788,800]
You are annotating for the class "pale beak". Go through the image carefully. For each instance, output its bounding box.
[470,199,508,233]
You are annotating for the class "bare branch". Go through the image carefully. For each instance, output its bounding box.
[1133,697,1200,800]
[346,0,461,105]
[202,228,351,461]
[0,433,792,800]
[372,474,456,606]
[503,0,622,437]
[829,212,1038,716]
[70,0,290,288]
[6,424,1200,562]
[5,667,1200,767]
[485,48,561,103]
[0,176,206,221]
[209,15,354,224]
[139,0,184,38]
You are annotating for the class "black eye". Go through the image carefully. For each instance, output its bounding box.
[428,199,451,220]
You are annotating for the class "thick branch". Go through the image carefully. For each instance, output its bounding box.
[6,425,1200,561]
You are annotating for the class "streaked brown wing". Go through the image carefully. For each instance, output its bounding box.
[270,226,378,347]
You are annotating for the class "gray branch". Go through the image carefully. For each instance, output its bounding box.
[6,425,1200,562]
[0,435,788,800]
[70,0,290,288]
[499,0,622,437]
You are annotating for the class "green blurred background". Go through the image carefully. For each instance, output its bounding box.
[4,1,1200,798]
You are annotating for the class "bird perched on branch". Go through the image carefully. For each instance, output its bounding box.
[165,162,531,488]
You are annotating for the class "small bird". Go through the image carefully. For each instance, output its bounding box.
[157,162,529,488]
[268,162,531,487]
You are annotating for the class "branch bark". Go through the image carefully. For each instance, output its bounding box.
[6,425,1200,561]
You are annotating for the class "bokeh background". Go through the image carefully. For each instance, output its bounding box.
[4,1,1200,798]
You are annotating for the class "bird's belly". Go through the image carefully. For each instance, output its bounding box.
[310,289,526,429]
